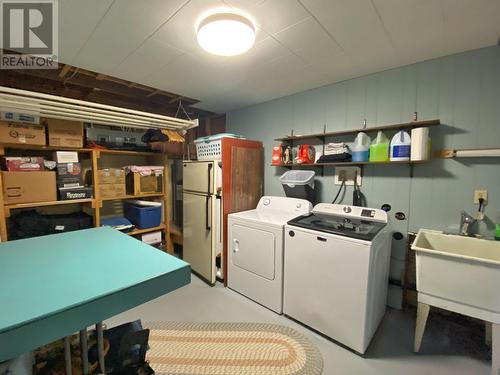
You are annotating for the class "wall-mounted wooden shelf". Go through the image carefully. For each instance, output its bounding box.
[272,160,427,168]
[100,193,165,201]
[275,119,440,142]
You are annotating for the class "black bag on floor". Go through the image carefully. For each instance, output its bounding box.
[104,321,155,374]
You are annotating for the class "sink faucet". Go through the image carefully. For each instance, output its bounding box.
[459,210,477,236]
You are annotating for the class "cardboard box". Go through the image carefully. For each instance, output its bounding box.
[43,118,84,148]
[98,168,125,185]
[99,183,126,199]
[54,151,79,163]
[2,171,57,204]
[126,173,163,195]
[0,121,46,145]
[56,162,83,187]
[3,157,44,171]
[1,112,40,124]
[58,186,92,200]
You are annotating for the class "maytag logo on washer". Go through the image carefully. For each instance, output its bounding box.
[0,0,58,69]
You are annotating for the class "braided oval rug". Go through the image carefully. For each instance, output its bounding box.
[145,322,323,375]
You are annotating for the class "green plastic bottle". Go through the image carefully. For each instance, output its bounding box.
[369,131,390,162]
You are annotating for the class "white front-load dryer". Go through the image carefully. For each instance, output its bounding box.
[228,196,312,313]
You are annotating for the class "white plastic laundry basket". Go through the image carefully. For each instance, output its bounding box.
[194,133,245,160]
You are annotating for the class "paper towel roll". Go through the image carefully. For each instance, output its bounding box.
[410,127,430,161]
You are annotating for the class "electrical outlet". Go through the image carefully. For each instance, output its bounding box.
[334,167,362,186]
[474,190,488,204]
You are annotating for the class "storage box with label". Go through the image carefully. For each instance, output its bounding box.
[54,151,79,163]
[124,166,164,196]
[0,121,46,145]
[98,168,125,185]
[3,157,45,171]
[99,183,126,199]
[2,171,57,204]
[58,186,92,200]
[56,162,83,188]
[43,118,84,148]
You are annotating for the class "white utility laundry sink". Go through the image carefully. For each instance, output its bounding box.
[412,229,500,315]
[412,229,500,375]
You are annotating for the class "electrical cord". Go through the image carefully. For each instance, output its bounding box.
[332,179,346,204]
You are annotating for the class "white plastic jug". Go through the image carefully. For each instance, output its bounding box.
[351,132,371,162]
[390,130,411,161]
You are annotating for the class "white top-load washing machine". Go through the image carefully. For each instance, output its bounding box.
[228,196,313,314]
[284,203,391,354]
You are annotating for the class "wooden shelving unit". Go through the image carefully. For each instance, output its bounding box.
[0,145,173,253]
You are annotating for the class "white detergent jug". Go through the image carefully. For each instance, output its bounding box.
[390,130,411,161]
[351,132,371,162]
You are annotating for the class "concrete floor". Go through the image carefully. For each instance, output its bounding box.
[106,275,491,375]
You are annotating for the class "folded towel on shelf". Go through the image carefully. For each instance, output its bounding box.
[324,142,351,156]
[317,153,352,163]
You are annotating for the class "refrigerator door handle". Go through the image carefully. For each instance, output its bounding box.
[205,195,211,231]
[207,163,213,194]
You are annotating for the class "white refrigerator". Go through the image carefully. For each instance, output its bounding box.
[182,161,223,285]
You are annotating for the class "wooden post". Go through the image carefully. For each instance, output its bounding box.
[163,155,173,254]
[0,172,8,241]
[91,150,101,227]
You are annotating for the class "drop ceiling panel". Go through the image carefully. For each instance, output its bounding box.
[372,0,445,66]
[70,0,187,73]
[442,0,500,55]
[224,0,310,35]
[58,0,113,64]
[112,38,185,82]
[273,17,344,64]
[299,0,399,71]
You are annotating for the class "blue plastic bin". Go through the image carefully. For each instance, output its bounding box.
[124,203,161,229]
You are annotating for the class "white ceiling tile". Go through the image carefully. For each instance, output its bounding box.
[224,0,310,35]
[442,0,500,55]
[58,0,113,64]
[72,0,186,73]
[299,0,399,71]
[112,38,185,83]
[372,0,445,66]
[273,17,343,64]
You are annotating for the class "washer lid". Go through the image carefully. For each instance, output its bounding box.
[287,213,386,241]
[230,209,305,226]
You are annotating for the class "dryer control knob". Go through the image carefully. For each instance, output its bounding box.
[296,203,302,208]
[289,230,295,237]
[263,198,271,206]
[343,206,352,213]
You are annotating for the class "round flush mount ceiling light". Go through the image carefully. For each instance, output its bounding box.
[197,12,255,56]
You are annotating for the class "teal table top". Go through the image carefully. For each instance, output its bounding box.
[0,227,190,361]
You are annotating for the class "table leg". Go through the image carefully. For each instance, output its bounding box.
[96,322,106,374]
[414,302,430,353]
[493,323,500,375]
[64,336,72,375]
[79,329,89,375]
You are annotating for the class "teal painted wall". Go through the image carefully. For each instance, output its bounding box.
[227,46,500,292]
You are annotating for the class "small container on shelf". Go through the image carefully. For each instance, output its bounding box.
[124,202,162,229]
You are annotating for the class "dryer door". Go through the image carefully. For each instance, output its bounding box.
[232,224,276,280]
